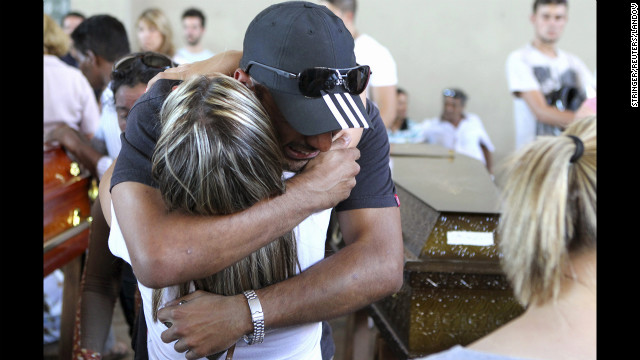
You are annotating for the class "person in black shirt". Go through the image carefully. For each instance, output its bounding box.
[101,2,403,358]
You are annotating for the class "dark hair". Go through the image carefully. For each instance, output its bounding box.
[323,0,357,15]
[63,11,85,21]
[533,0,567,13]
[443,88,467,106]
[182,7,206,27]
[71,14,130,62]
[397,87,407,96]
[109,53,166,96]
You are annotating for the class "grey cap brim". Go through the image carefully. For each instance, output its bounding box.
[268,88,371,136]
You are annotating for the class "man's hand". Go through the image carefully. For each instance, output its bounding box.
[44,123,103,178]
[158,290,251,360]
[44,123,80,147]
[287,134,361,213]
[147,50,243,91]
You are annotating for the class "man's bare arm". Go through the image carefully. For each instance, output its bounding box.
[261,206,404,325]
[157,206,404,359]
[105,137,360,288]
[519,90,575,128]
[481,143,493,175]
[147,50,243,91]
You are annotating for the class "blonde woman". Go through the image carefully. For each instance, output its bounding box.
[150,73,298,323]
[136,8,176,58]
[107,74,330,359]
[419,115,596,360]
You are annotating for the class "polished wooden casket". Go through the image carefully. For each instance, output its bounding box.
[43,144,93,275]
[44,144,95,359]
[349,144,523,359]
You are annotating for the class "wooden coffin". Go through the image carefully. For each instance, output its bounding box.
[372,144,524,359]
[43,145,92,275]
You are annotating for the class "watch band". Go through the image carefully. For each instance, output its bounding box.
[242,290,265,345]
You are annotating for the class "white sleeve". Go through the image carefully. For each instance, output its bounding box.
[572,55,596,96]
[474,116,495,153]
[368,47,398,87]
[96,155,114,181]
[415,118,437,143]
[356,35,398,87]
[506,51,540,93]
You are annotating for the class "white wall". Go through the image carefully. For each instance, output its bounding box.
[69,0,597,165]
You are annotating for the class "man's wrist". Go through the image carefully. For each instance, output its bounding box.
[242,290,264,345]
[284,176,317,214]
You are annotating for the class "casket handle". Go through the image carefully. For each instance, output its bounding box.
[67,208,82,227]
[70,162,81,176]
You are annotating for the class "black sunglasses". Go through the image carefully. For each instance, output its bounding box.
[246,61,371,98]
[112,52,176,73]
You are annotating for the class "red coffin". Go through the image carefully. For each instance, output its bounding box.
[43,145,92,276]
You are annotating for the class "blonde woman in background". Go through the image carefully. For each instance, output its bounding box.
[420,115,596,360]
[136,8,176,59]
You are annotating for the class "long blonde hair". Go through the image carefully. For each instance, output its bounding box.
[150,75,298,321]
[497,115,596,307]
[137,8,175,57]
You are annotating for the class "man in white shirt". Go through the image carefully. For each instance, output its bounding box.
[173,8,215,65]
[418,88,495,175]
[321,0,398,130]
[505,0,596,150]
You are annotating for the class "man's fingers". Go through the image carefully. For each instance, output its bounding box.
[160,324,178,343]
[174,338,190,353]
[161,290,204,309]
[146,66,187,91]
[146,72,166,92]
[330,133,351,150]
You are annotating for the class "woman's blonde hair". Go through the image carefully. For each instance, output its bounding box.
[137,8,175,57]
[43,13,70,56]
[150,74,298,320]
[497,115,596,307]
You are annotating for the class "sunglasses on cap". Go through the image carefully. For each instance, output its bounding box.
[112,52,176,73]
[443,89,457,97]
[245,61,371,98]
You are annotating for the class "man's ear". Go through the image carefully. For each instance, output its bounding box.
[93,51,111,70]
[85,50,98,65]
[234,69,254,89]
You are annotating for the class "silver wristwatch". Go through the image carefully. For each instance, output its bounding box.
[242,290,265,345]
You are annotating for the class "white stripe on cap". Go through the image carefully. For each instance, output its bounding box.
[344,94,369,128]
[335,94,361,128]
[322,93,349,130]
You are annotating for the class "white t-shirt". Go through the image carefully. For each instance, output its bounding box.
[108,172,329,360]
[506,43,596,149]
[92,85,122,179]
[173,48,215,65]
[416,113,495,165]
[43,55,100,139]
[354,33,398,99]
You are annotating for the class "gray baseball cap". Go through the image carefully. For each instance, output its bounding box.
[240,1,370,136]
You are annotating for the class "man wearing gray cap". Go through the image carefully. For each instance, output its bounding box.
[103,2,403,359]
